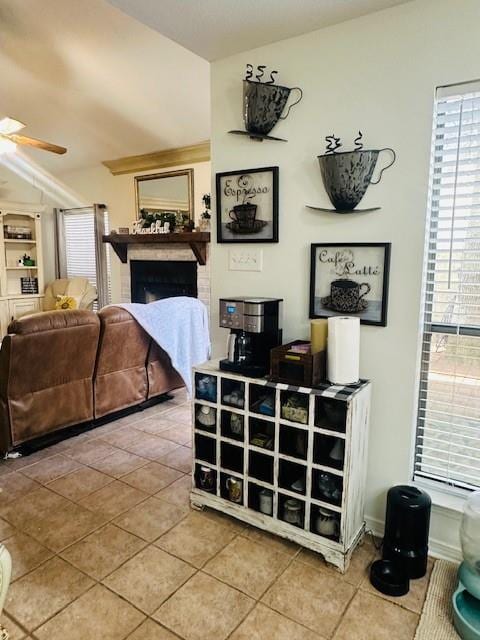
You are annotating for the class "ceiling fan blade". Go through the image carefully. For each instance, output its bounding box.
[0,117,26,135]
[8,134,67,155]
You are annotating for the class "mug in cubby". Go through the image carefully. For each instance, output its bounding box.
[220,472,244,504]
[313,507,341,541]
[248,483,273,516]
[279,459,307,495]
[195,374,217,403]
[221,378,245,409]
[220,410,244,441]
[313,433,345,470]
[195,464,216,493]
[278,494,305,529]
[312,469,343,507]
[195,404,216,432]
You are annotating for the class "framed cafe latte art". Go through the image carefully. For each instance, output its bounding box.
[309,243,391,326]
[216,166,279,243]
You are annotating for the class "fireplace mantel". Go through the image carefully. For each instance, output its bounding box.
[102,231,210,265]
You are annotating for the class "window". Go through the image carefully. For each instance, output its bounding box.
[415,81,480,491]
[56,204,111,309]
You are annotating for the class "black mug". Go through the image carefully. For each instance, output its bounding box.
[229,204,257,230]
[330,279,370,312]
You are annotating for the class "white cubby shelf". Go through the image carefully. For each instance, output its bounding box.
[190,361,371,573]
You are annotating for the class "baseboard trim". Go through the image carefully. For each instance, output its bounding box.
[365,515,462,563]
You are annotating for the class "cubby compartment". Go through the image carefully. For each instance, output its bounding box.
[220,472,244,505]
[280,390,309,425]
[249,417,275,451]
[194,433,216,466]
[194,403,217,433]
[249,451,274,485]
[221,441,244,474]
[195,373,217,403]
[311,469,343,507]
[278,493,305,529]
[221,378,245,409]
[315,397,347,433]
[279,459,307,495]
[220,410,244,442]
[279,424,308,460]
[194,463,217,494]
[248,483,274,516]
[249,384,276,417]
[310,505,341,542]
[313,433,345,471]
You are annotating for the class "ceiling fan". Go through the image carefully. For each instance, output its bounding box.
[0,117,67,155]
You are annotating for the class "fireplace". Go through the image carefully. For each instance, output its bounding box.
[130,260,198,303]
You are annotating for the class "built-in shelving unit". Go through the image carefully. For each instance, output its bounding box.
[0,202,45,337]
[190,361,371,572]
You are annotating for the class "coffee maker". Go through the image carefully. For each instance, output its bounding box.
[219,297,283,377]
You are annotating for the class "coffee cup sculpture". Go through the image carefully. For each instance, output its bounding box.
[308,131,396,213]
[229,64,303,142]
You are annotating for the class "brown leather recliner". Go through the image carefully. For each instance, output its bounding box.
[147,341,184,399]
[94,306,151,418]
[0,310,100,451]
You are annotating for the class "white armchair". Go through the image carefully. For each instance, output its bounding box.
[43,277,97,311]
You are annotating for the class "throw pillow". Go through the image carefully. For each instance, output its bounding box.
[55,294,81,310]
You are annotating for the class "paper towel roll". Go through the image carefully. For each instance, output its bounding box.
[327,316,360,385]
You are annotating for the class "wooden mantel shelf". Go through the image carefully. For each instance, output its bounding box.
[102,232,210,265]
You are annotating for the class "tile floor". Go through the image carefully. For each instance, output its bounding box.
[0,388,433,639]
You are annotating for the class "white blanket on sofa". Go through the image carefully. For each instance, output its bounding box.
[115,297,210,395]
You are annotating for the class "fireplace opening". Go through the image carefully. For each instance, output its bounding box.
[130,260,197,303]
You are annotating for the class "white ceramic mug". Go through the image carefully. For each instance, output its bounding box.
[315,509,340,537]
[259,489,273,515]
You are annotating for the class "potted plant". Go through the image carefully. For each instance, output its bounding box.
[200,193,211,231]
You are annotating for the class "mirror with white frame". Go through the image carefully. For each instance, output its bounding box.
[135,169,194,226]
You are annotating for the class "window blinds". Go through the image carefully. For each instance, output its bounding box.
[64,209,98,289]
[60,205,111,310]
[415,81,480,491]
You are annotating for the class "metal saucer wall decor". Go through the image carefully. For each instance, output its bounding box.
[307,132,396,213]
[229,64,303,142]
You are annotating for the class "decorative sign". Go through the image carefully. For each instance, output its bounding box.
[216,166,279,243]
[309,243,391,326]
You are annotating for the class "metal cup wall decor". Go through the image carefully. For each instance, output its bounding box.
[229,65,303,142]
[307,132,396,213]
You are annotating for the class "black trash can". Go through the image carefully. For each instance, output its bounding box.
[382,485,431,579]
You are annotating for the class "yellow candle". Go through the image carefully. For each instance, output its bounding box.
[311,319,328,353]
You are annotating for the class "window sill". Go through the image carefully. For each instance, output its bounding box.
[412,479,467,517]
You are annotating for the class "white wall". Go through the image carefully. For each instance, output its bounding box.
[210,0,480,557]
[60,161,211,302]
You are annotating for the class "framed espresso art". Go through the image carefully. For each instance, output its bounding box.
[216,166,279,243]
[309,243,391,326]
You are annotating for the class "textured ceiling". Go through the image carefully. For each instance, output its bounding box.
[108,0,411,61]
[0,0,210,172]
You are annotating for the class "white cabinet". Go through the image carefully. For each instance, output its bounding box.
[191,362,371,573]
[0,301,9,338]
[0,201,46,338]
[8,297,42,322]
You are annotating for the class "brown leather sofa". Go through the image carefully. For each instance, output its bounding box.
[0,307,183,452]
